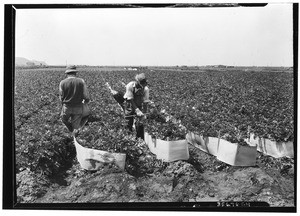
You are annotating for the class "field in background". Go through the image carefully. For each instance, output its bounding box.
[14,66,295,205]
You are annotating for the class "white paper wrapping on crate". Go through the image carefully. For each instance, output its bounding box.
[73,137,126,171]
[144,132,158,155]
[185,132,219,156]
[186,132,257,166]
[248,133,294,158]
[144,132,189,162]
[217,139,257,166]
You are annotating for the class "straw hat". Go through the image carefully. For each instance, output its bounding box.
[65,65,78,74]
[135,73,147,83]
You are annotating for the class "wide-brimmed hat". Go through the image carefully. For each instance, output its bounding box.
[135,73,147,84]
[65,65,78,74]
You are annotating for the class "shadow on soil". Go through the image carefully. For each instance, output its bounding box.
[48,138,77,186]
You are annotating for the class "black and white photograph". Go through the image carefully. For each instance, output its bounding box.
[2,1,297,213]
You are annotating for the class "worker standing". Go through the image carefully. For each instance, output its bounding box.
[123,73,150,139]
[59,65,90,136]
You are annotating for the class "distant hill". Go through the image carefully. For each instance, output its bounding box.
[16,57,47,66]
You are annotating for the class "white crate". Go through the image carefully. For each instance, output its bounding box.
[144,132,189,162]
[217,138,257,166]
[259,138,294,158]
[186,132,219,156]
[144,132,158,155]
[248,133,294,158]
[73,137,126,171]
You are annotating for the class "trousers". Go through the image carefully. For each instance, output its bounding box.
[111,91,144,139]
[124,101,144,139]
[60,103,90,132]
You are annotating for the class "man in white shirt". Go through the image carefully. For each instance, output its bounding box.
[123,73,150,139]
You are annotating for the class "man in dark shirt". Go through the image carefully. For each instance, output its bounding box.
[59,65,90,136]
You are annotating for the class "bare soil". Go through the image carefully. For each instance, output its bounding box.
[31,144,294,207]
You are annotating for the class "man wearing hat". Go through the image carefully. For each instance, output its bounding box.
[123,73,150,139]
[59,65,90,136]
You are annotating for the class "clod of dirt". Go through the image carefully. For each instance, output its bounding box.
[36,170,138,203]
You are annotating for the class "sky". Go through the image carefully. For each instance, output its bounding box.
[15,3,293,67]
